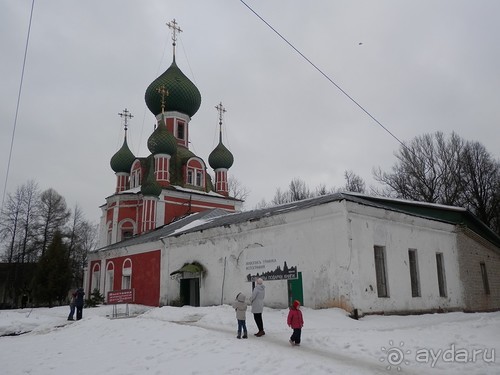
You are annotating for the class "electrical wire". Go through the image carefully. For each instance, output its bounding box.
[239,0,408,151]
[1,0,36,213]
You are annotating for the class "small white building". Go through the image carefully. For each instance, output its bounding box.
[88,192,500,315]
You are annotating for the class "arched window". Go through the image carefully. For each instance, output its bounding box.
[105,262,114,300]
[118,220,135,242]
[107,221,112,245]
[91,263,101,292]
[176,120,185,140]
[130,160,142,188]
[186,158,205,187]
[122,258,132,290]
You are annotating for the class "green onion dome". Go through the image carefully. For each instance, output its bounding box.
[144,58,201,118]
[141,157,162,197]
[208,141,234,170]
[110,137,136,173]
[147,114,177,155]
[177,145,196,163]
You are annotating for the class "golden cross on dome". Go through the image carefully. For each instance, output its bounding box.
[118,108,133,133]
[156,85,169,113]
[167,19,182,57]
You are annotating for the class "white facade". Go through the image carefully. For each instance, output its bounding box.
[159,199,465,314]
[89,193,499,314]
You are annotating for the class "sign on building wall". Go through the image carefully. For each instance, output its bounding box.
[245,246,297,282]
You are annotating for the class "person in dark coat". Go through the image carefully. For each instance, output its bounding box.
[250,278,265,336]
[232,292,248,339]
[67,289,76,321]
[287,300,304,346]
[75,287,85,320]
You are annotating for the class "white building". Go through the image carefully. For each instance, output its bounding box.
[88,192,500,315]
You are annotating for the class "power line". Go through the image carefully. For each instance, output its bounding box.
[1,0,36,212]
[239,0,408,150]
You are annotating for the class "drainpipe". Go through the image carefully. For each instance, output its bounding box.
[221,257,227,305]
[160,238,168,306]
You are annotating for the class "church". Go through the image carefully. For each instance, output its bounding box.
[86,22,500,315]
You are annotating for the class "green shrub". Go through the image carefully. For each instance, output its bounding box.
[85,288,104,308]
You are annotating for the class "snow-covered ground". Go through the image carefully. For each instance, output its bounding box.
[1,304,499,374]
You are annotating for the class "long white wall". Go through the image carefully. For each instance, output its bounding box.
[160,200,465,314]
[347,202,463,313]
[161,201,352,309]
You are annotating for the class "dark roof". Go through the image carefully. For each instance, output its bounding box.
[94,193,500,252]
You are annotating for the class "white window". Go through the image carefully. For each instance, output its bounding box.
[105,262,114,299]
[177,121,185,140]
[92,263,101,291]
[122,259,132,290]
[107,222,112,245]
[119,220,135,242]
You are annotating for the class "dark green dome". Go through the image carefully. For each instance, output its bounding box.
[209,141,234,169]
[110,137,135,173]
[144,59,201,118]
[177,145,196,163]
[141,157,162,197]
[147,114,177,155]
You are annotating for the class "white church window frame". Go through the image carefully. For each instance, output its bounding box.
[118,219,136,242]
[107,221,112,246]
[176,120,185,140]
[91,263,101,292]
[105,262,114,300]
[130,160,142,188]
[122,258,132,290]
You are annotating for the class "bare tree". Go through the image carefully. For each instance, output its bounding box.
[18,180,40,264]
[228,176,250,202]
[253,199,269,209]
[37,188,70,257]
[343,170,366,193]
[374,131,500,234]
[0,181,40,305]
[289,178,311,202]
[0,187,23,264]
[66,205,97,286]
[461,140,500,228]
[271,187,290,205]
[0,181,39,263]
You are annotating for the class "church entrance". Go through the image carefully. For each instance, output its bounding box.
[180,277,200,306]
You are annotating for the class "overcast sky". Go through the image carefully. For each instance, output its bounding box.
[1,0,499,224]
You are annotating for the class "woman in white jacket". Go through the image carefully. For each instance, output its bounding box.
[250,278,265,336]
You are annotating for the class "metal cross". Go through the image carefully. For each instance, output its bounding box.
[167,19,182,56]
[215,102,226,142]
[118,108,133,132]
[215,102,226,126]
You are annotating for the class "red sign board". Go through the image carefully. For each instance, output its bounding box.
[108,289,135,304]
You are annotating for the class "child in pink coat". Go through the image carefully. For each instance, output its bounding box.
[287,300,304,346]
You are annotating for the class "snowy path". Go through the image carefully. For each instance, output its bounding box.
[1,305,499,374]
